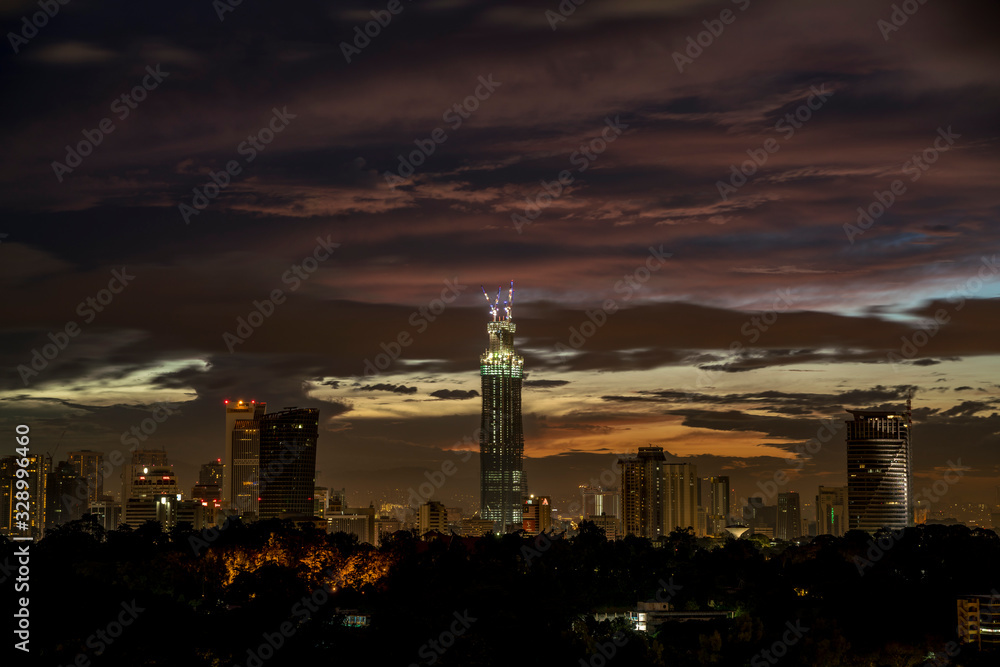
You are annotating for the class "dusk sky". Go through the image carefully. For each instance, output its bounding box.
[1,0,998,516]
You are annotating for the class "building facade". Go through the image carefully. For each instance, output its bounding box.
[957,595,1000,649]
[225,399,266,514]
[522,495,552,534]
[258,407,319,519]
[817,485,848,537]
[1,454,51,538]
[418,500,448,536]
[703,476,730,536]
[479,283,525,531]
[67,450,104,504]
[776,492,801,541]
[846,408,911,533]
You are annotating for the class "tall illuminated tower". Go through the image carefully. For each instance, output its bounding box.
[224,399,266,512]
[479,282,525,531]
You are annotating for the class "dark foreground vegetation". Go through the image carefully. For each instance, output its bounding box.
[3,518,999,666]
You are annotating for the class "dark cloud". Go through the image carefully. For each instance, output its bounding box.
[524,380,570,388]
[359,384,418,395]
[430,389,480,400]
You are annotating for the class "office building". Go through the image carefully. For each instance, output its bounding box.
[314,486,329,519]
[329,488,346,513]
[67,450,104,504]
[418,500,448,536]
[124,465,180,528]
[1,454,51,538]
[479,282,525,531]
[703,476,731,536]
[375,515,402,544]
[817,486,848,537]
[458,517,495,537]
[225,399,266,514]
[846,407,911,532]
[258,407,319,519]
[45,461,84,530]
[581,486,621,522]
[522,495,552,534]
[776,492,801,541]
[328,508,375,544]
[88,499,121,531]
[663,463,699,535]
[122,450,168,505]
[590,513,620,540]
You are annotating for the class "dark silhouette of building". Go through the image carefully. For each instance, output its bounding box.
[776,492,801,540]
[45,460,84,530]
[258,407,319,519]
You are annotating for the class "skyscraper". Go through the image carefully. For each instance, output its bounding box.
[478,282,524,531]
[258,407,319,519]
[663,463,699,535]
[1,454,51,538]
[45,461,84,530]
[620,448,698,538]
[620,446,666,539]
[224,399,266,508]
[846,407,911,533]
[122,449,168,503]
[776,492,801,541]
[703,475,731,536]
[67,450,104,503]
[817,485,848,537]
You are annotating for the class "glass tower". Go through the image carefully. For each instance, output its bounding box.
[479,282,524,531]
[258,407,319,519]
[846,407,911,533]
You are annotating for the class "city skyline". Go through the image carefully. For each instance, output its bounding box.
[1,0,998,523]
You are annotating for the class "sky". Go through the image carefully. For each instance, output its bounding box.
[1,0,998,521]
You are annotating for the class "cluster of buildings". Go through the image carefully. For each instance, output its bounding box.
[0,287,993,554]
[0,404,320,537]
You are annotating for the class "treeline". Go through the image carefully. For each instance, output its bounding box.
[2,518,999,666]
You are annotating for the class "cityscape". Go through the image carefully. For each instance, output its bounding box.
[2,0,1000,665]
